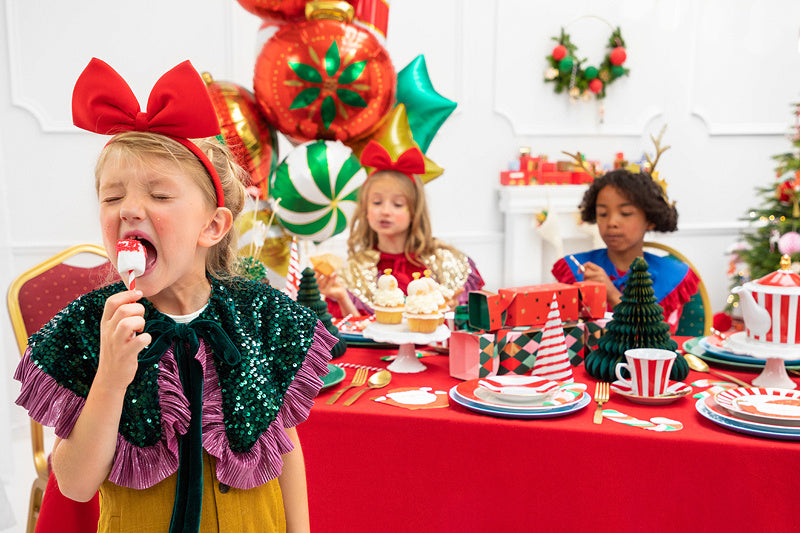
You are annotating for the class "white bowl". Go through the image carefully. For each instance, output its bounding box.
[477,375,560,404]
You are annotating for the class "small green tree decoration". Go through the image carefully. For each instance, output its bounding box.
[297,267,347,358]
[584,257,688,382]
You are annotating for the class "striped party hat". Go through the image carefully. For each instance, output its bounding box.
[532,293,574,383]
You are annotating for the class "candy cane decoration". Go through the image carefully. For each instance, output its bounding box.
[602,409,683,432]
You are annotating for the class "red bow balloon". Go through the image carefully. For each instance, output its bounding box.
[360,140,425,179]
[72,58,225,206]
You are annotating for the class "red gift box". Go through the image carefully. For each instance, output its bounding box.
[540,171,572,184]
[571,171,593,184]
[498,283,579,327]
[500,170,531,186]
[574,281,607,319]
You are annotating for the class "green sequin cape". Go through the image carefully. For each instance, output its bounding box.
[15,277,335,490]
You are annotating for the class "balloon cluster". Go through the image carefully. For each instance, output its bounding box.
[207,0,457,284]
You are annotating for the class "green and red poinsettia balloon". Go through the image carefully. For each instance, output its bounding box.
[254,15,396,144]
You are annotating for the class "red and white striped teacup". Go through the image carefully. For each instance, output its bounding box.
[614,349,676,397]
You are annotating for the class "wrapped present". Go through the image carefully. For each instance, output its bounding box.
[574,281,607,319]
[449,330,499,380]
[540,171,572,184]
[584,317,611,353]
[449,323,586,380]
[571,171,593,184]
[468,284,579,331]
[500,170,531,186]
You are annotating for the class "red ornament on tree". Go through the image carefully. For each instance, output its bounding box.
[551,44,567,62]
[609,46,627,66]
[254,1,396,143]
[777,177,800,204]
[588,78,604,94]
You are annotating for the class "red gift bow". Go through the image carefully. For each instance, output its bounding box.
[360,140,425,180]
[72,58,225,207]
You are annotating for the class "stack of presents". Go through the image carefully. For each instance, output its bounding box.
[449,281,610,380]
[499,149,596,186]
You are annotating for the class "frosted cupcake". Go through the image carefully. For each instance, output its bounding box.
[405,272,443,333]
[373,269,405,324]
[423,269,448,325]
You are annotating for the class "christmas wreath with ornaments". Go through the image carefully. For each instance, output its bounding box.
[544,26,628,101]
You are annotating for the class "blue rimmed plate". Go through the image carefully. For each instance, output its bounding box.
[695,396,800,440]
[449,385,591,419]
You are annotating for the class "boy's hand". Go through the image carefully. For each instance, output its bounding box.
[582,262,622,307]
[96,290,151,390]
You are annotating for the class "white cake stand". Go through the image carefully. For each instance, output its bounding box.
[723,332,800,389]
[362,322,451,373]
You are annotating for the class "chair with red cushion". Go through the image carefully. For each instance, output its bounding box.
[7,244,114,533]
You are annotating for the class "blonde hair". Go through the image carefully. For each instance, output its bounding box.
[347,170,453,264]
[95,131,249,279]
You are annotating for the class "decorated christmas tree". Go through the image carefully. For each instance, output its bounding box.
[585,257,688,382]
[297,267,347,358]
[728,104,800,309]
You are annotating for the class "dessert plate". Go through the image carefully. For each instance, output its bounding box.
[320,364,345,390]
[449,387,591,419]
[695,396,800,440]
[714,387,800,426]
[611,380,692,405]
[456,380,586,411]
[477,375,560,403]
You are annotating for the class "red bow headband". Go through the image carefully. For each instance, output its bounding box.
[360,140,425,181]
[72,58,225,207]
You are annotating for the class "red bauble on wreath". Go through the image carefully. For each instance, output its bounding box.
[254,1,396,143]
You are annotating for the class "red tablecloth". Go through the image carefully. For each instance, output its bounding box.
[301,342,800,533]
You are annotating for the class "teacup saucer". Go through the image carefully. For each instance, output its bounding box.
[611,380,693,405]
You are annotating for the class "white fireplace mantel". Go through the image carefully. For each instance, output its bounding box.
[497,185,599,288]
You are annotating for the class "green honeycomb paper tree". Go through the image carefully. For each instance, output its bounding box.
[584,257,689,382]
[297,267,347,358]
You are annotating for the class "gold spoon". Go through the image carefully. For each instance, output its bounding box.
[343,370,392,406]
[683,352,752,388]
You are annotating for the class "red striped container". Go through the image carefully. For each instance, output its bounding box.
[743,263,800,344]
[615,348,676,397]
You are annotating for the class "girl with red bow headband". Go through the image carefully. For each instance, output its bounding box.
[318,140,484,317]
[15,59,338,533]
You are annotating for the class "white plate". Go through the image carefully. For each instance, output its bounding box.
[456,379,586,411]
[450,387,591,419]
[696,396,800,440]
[714,387,800,426]
[610,380,693,405]
[477,375,560,403]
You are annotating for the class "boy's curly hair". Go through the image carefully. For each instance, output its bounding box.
[578,168,678,232]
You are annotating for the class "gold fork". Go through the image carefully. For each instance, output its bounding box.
[593,382,609,424]
[326,367,368,405]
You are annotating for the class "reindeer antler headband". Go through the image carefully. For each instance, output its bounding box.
[72,58,225,207]
[360,140,425,181]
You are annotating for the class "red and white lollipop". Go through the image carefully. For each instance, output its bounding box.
[116,239,146,289]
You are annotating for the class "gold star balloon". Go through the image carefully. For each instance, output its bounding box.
[351,104,444,183]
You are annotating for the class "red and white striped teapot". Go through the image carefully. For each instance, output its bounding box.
[732,255,800,344]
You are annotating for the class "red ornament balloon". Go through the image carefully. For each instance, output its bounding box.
[254,13,396,143]
[551,44,567,61]
[203,73,278,199]
[609,46,627,66]
[236,0,309,23]
[589,78,604,94]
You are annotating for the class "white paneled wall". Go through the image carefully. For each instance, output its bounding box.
[1,1,800,528]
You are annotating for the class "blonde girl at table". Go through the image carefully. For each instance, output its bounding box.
[318,141,484,317]
[14,58,337,533]
[551,167,698,332]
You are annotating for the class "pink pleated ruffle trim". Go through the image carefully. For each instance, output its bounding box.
[15,320,336,490]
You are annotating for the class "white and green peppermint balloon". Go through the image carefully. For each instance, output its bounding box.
[270,140,366,242]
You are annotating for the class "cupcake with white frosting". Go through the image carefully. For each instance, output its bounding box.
[373,269,405,324]
[405,272,443,333]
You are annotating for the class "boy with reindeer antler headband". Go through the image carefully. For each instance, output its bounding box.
[316,140,484,318]
[552,127,699,333]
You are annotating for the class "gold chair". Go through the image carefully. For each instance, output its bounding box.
[643,241,712,337]
[7,244,112,533]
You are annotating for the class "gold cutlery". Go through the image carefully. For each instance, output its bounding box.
[343,370,392,406]
[593,382,609,424]
[683,353,752,388]
[326,367,368,405]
